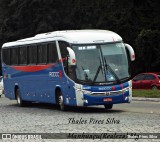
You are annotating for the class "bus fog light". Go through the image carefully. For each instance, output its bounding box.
[82,98,88,103]
[85,100,88,103]
[125,97,128,101]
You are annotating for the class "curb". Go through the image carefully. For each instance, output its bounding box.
[132,97,160,102]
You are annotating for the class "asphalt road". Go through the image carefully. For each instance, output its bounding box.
[114,101,160,114]
[0,95,159,142]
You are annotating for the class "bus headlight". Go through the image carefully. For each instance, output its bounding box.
[82,90,92,95]
[74,85,92,95]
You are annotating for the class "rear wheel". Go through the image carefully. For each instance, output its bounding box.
[152,86,158,90]
[104,104,113,109]
[2,89,4,94]
[16,89,27,107]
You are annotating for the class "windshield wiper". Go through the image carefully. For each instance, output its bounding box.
[92,66,101,85]
[92,57,103,85]
[104,57,121,84]
[92,56,121,85]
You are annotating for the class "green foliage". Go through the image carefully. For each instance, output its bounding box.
[133,89,160,98]
[135,29,160,73]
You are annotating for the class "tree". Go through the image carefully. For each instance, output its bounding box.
[135,29,160,74]
[0,0,160,75]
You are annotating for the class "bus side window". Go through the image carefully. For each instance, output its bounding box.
[11,47,19,65]
[2,48,10,65]
[58,41,70,75]
[28,45,37,64]
[38,44,47,64]
[48,42,58,63]
[19,46,28,65]
[58,41,69,59]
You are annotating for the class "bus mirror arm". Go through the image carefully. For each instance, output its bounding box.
[124,43,135,61]
[67,47,76,66]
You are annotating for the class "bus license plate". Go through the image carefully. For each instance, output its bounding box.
[103,98,112,102]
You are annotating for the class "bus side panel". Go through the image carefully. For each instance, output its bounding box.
[3,65,17,100]
[15,64,63,103]
[62,80,77,106]
[3,80,16,100]
[17,78,57,104]
[2,64,60,103]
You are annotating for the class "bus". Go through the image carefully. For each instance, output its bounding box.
[1,30,135,110]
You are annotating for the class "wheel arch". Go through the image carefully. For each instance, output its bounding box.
[55,86,62,104]
[14,85,19,99]
[151,85,158,90]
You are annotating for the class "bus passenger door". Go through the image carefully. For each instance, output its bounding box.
[58,41,76,106]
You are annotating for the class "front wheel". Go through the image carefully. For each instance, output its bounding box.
[57,91,67,111]
[104,104,113,109]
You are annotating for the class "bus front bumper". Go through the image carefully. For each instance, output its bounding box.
[82,93,131,106]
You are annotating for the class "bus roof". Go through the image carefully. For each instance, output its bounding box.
[2,30,122,48]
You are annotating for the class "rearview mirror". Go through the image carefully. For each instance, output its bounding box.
[125,43,135,61]
[67,47,76,66]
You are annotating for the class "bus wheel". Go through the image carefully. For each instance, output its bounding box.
[16,89,26,107]
[57,91,67,111]
[104,104,113,109]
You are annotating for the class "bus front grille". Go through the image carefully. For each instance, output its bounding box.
[90,88,129,96]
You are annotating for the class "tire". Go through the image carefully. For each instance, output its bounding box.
[16,89,27,107]
[152,86,158,90]
[57,91,67,111]
[2,89,4,94]
[104,104,113,109]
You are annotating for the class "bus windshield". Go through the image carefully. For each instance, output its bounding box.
[72,42,130,85]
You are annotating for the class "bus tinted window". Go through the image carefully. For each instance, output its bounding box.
[28,45,37,64]
[2,48,10,65]
[11,47,19,65]
[48,42,58,63]
[59,41,69,58]
[38,44,47,64]
[19,46,28,65]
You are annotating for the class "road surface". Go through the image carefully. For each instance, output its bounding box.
[0,95,159,142]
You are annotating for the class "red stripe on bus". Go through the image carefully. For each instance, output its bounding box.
[120,84,125,99]
[12,64,54,72]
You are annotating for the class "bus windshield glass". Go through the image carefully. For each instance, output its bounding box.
[72,42,129,84]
